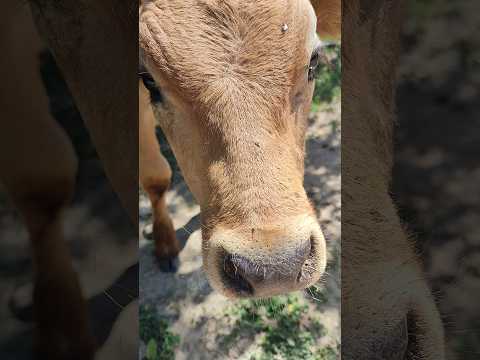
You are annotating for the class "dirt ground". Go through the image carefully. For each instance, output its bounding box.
[139,100,341,359]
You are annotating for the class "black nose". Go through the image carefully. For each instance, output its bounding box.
[221,238,312,296]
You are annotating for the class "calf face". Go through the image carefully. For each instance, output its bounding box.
[140,0,328,298]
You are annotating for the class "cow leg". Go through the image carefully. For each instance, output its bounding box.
[139,81,179,260]
[0,2,94,359]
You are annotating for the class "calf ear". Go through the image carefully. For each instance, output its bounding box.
[310,0,341,40]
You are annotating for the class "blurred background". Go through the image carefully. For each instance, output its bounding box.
[138,47,341,359]
[394,0,480,358]
[0,50,138,359]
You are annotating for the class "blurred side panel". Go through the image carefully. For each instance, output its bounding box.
[393,0,480,359]
[0,1,138,359]
[342,1,446,359]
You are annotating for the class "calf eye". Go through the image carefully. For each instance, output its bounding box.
[308,46,321,82]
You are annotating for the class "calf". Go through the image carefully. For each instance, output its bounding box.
[139,0,340,298]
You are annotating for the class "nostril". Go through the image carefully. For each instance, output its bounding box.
[222,254,254,296]
[297,235,316,283]
[223,255,238,279]
[307,235,314,257]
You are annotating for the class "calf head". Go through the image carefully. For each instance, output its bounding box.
[140,0,339,298]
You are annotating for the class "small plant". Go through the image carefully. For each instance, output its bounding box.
[219,295,338,360]
[219,299,265,349]
[314,345,338,360]
[140,305,180,360]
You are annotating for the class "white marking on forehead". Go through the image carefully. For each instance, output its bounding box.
[303,0,321,52]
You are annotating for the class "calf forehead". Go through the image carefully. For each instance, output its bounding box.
[140,0,315,100]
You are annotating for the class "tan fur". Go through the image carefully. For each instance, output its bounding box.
[311,0,341,39]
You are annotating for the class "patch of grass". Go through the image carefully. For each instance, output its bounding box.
[314,345,339,360]
[140,305,180,360]
[219,295,338,360]
[219,299,265,349]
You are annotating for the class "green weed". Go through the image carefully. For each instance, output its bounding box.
[140,305,180,360]
[219,295,338,360]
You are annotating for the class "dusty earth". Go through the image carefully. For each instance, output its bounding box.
[139,100,341,359]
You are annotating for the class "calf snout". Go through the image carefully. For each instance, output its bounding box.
[221,239,312,297]
[205,215,326,298]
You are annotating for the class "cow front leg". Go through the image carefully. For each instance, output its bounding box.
[139,81,180,263]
